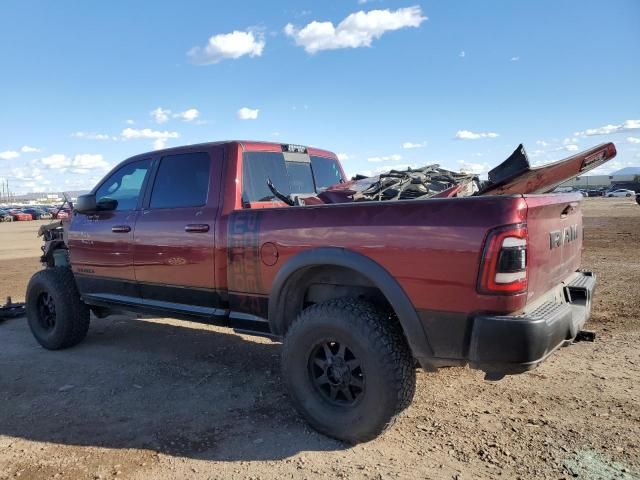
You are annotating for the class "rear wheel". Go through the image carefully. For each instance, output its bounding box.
[281,298,416,443]
[26,268,90,350]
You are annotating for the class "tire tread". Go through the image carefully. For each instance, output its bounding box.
[282,297,416,443]
[26,267,90,349]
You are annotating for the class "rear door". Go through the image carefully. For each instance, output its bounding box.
[132,149,223,312]
[69,158,152,299]
[523,193,583,302]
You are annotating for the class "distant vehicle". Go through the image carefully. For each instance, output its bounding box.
[0,209,14,222]
[586,189,605,197]
[636,193,640,206]
[54,209,70,219]
[22,208,53,220]
[577,190,589,197]
[606,189,636,198]
[10,211,32,221]
[47,207,70,219]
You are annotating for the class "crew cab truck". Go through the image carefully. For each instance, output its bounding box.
[26,140,599,443]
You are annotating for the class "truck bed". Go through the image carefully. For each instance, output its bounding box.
[224,192,583,318]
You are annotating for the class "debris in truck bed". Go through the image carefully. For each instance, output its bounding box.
[350,165,480,201]
[326,142,617,203]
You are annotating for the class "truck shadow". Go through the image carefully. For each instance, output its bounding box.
[0,314,347,460]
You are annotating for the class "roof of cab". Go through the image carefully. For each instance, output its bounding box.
[126,140,337,162]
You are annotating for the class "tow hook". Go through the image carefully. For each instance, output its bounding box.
[574,329,596,342]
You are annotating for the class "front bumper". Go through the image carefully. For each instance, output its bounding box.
[467,271,596,375]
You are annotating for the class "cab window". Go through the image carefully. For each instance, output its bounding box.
[310,156,344,190]
[95,159,151,211]
[149,152,211,209]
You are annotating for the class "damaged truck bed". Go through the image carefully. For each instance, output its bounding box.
[320,142,616,203]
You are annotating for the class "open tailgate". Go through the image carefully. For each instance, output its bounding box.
[480,143,616,196]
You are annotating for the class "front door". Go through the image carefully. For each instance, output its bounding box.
[68,158,152,300]
[132,150,220,312]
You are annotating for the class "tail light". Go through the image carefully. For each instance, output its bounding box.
[477,224,528,295]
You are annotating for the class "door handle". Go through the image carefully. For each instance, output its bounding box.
[111,225,131,233]
[185,224,210,233]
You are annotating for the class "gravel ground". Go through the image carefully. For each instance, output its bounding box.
[0,198,638,480]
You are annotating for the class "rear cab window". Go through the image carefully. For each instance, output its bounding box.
[241,146,343,207]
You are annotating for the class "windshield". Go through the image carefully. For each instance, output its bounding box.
[242,151,343,204]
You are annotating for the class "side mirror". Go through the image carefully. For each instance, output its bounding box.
[96,198,118,211]
[74,194,97,213]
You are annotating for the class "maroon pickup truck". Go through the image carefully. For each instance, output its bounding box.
[26,140,610,443]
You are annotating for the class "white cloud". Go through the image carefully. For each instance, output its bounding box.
[510,56,520,62]
[72,131,113,140]
[20,145,41,153]
[626,137,640,144]
[71,154,109,173]
[284,6,426,54]
[337,153,350,161]
[121,128,179,150]
[126,119,135,125]
[455,130,499,140]
[36,153,110,173]
[188,30,265,65]
[11,166,44,181]
[564,144,579,152]
[237,107,259,120]
[588,159,637,176]
[151,107,171,124]
[458,162,490,174]
[121,128,179,141]
[536,140,549,147]
[367,154,402,163]
[173,108,199,122]
[563,137,578,145]
[459,50,465,58]
[401,141,426,149]
[574,119,640,136]
[0,150,20,160]
[40,154,71,170]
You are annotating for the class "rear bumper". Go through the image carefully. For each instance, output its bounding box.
[416,271,596,376]
[468,271,596,375]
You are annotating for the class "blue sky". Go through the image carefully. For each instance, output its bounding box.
[0,0,639,194]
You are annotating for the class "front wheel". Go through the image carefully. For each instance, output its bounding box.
[26,268,90,350]
[281,298,416,443]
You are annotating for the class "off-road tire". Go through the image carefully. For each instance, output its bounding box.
[281,297,416,443]
[26,267,90,350]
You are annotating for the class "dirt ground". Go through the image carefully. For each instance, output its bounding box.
[1,199,639,480]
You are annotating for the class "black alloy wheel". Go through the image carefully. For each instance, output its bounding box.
[308,340,365,406]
